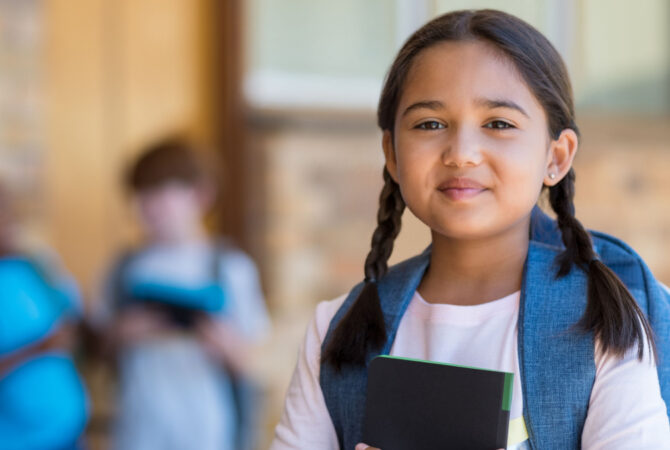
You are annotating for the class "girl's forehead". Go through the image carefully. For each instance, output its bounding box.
[399,40,541,114]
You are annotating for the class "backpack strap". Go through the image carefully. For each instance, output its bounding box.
[109,249,139,311]
[209,237,262,450]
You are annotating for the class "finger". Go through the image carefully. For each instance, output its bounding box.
[355,444,379,450]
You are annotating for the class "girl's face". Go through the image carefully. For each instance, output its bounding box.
[384,40,576,242]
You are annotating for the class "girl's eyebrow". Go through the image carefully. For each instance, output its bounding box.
[474,97,529,118]
[401,98,530,119]
[401,100,445,117]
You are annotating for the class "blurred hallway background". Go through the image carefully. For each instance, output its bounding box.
[1,0,669,448]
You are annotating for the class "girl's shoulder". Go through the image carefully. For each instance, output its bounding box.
[312,294,348,344]
[531,207,649,270]
[587,230,659,298]
[589,229,647,265]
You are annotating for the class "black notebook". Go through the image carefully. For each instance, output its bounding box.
[362,355,513,450]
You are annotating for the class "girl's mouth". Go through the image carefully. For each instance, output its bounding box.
[439,187,486,201]
[437,178,487,201]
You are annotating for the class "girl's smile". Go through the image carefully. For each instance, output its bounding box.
[437,177,487,202]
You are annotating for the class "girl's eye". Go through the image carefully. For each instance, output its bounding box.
[485,120,514,130]
[416,121,445,130]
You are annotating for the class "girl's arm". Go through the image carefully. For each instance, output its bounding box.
[270,297,344,450]
[581,333,670,449]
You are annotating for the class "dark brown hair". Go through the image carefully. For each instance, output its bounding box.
[323,9,654,370]
[125,137,210,193]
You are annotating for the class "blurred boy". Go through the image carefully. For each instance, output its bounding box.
[95,138,270,450]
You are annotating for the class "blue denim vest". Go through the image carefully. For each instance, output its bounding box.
[320,208,670,449]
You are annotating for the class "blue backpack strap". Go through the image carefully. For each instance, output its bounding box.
[529,206,563,248]
[211,238,260,450]
[531,206,670,418]
[646,273,670,416]
[109,248,139,311]
[519,241,595,449]
[320,249,431,449]
[210,238,233,314]
[589,231,670,417]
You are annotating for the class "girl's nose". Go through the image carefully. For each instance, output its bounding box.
[441,126,483,168]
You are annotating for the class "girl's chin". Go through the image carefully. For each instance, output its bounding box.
[432,228,494,242]
[431,216,533,243]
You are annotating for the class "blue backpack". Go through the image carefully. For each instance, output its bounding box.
[319,207,670,449]
[0,257,89,450]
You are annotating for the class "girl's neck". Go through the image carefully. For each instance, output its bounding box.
[418,224,529,306]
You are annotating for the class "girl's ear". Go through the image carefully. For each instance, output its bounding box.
[544,128,578,186]
[382,130,399,182]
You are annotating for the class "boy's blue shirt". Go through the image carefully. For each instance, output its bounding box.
[319,207,670,449]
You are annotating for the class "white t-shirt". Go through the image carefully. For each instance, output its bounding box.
[271,290,670,449]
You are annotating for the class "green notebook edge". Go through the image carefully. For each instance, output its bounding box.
[502,372,514,411]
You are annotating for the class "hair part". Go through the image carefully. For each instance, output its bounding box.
[324,9,654,370]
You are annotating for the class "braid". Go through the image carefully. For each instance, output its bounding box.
[549,170,655,361]
[549,170,595,275]
[323,168,405,370]
[364,168,406,281]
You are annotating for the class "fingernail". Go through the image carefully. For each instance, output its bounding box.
[355,444,369,450]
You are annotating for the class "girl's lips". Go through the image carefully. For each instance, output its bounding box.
[437,177,487,201]
[439,187,486,201]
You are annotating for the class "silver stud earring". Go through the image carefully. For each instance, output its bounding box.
[549,173,556,180]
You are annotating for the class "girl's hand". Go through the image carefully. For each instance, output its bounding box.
[356,443,503,450]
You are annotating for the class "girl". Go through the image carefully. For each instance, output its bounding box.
[271,9,670,450]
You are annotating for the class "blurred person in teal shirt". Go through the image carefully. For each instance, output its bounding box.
[0,185,89,449]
